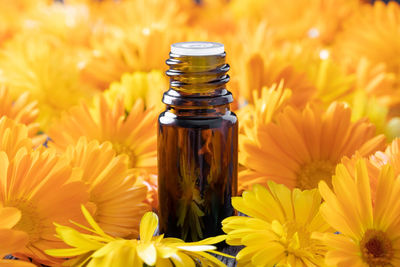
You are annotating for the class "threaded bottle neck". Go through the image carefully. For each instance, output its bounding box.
[166,53,230,95]
[162,42,233,107]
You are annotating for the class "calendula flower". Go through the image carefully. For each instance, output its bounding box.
[24,2,92,47]
[46,206,232,266]
[229,0,359,44]
[79,0,188,90]
[239,102,386,191]
[316,159,400,266]
[48,94,157,173]
[238,81,292,139]
[336,1,400,96]
[0,33,94,128]
[63,137,150,238]
[104,70,167,111]
[0,86,45,146]
[0,147,88,265]
[229,33,316,108]
[0,119,88,264]
[222,182,330,266]
[0,205,34,267]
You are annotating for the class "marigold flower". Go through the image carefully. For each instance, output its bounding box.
[63,137,150,238]
[316,159,400,266]
[48,94,157,174]
[46,206,232,266]
[223,182,330,266]
[239,102,386,191]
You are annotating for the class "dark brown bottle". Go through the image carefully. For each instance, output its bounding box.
[158,42,238,241]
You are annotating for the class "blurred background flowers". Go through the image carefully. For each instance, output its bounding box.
[1,0,400,266]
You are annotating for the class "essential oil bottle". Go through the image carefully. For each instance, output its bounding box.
[158,42,238,242]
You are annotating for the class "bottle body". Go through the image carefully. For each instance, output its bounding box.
[157,42,238,241]
[158,106,238,241]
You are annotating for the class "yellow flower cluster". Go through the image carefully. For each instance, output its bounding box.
[0,0,399,266]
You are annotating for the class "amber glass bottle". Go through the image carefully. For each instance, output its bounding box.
[158,42,238,242]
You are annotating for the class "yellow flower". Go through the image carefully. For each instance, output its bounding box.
[239,102,386,191]
[336,1,400,104]
[63,137,150,238]
[0,147,88,265]
[229,30,316,108]
[48,94,157,173]
[0,86,45,146]
[104,70,168,111]
[316,159,400,266]
[24,2,92,47]
[79,0,188,90]
[0,116,88,265]
[0,205,34,267]
[0,33,94,128]
[46,206,232,267]
[229,0,360,44]
[222,182,330,266]
[237,82,292,141]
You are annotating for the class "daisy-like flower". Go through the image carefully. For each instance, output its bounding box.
[79,0,188,90]
[0,205,34,267]
[0,147,89,265]
[222,182,330,266]
[0,86,45,146]
[237,81,292,140]
[239,102,386,191]
[229,0,360,44]
[336,1,400,95]
[48,94,157,173]
[46,206,232,267]
[229,27,316,108]
[63,137,150,238]
[316,159,400,266]
[104,70,167,112]
[0,117,89,264]
[0,148,87,264]
[0,33,94,128]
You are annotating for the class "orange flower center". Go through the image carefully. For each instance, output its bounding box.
[7,199,42,243]
[112,142,136,167]
[360,229,393,266]
[296,160,335,190]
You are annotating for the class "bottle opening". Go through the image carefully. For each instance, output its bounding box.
[171,41,224,56]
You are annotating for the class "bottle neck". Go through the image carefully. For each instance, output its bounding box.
[162,52,233,107]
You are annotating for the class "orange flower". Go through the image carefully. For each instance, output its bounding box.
[0,147,88,265]
[0,86,45,146]
[63,137,150,238]
[0,115,88,265]
[48,94,157,173]
[239,102,386,191]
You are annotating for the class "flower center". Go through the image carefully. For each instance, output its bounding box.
[360,229,393,266]
[7,199,42,243]
[112,142,136,167]
[273,221,326,265]
[296,160,335,190]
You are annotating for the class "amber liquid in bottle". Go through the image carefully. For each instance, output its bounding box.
[158,42,238,242]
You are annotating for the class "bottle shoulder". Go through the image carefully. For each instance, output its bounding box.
[158,110,237,129]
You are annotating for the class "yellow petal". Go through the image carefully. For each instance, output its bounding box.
[136,243,157,266]
[139,212,158,242]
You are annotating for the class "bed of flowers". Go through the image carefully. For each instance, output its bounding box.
[0,0,400,266]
